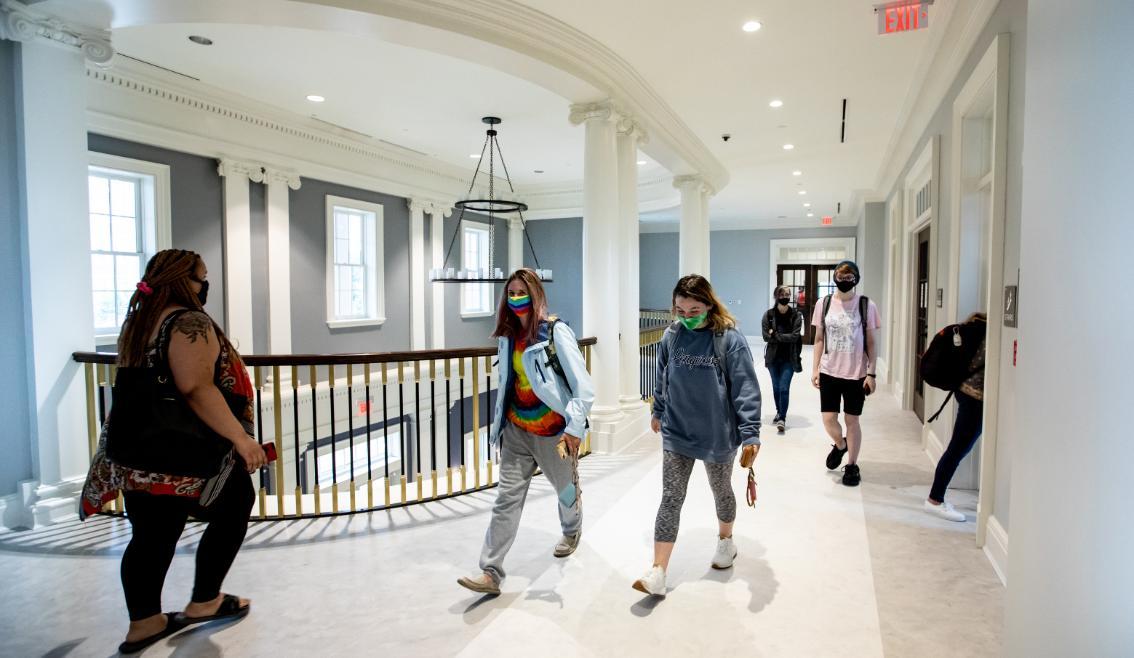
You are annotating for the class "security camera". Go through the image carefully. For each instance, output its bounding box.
[721,134,731,142]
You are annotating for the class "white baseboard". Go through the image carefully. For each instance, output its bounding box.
[590,404,651,455]
[0,492,30,530]
[983,514,1009,586]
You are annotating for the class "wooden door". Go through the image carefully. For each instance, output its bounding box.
[912,227,931,421]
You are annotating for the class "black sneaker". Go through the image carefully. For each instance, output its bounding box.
[842,463,861,487]
[825,441,848,470]
[776,417,786,433]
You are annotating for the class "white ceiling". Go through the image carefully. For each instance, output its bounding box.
[54,0,933,227]
[515,0,931,226]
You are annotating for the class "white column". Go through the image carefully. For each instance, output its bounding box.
[1005,4,1134,655]
[14,41,98,525]
[217,158,261,354]
[616,115,648,409]
[700,184,713,276]
[508,217,525,275]
[429,203,451,349]
[408,199,428,351]
[569,100,625,446]
[674,175,708,277]
[264,169,300,355]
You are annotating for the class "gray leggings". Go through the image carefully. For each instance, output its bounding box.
[654,450,736,543]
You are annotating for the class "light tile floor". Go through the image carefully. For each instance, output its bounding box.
[0,347,1004,657]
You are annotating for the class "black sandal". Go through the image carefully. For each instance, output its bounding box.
[118,613,187,655]
[174,593,251,626]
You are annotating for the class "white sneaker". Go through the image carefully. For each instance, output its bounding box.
[924,499,966,522]
[631,565,667,596]
[711,536,738,569]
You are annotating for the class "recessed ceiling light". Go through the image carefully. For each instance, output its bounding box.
[792,170,802,176]
[798,190,807,195]
[769,99,783,108]
[782,144,795,151]
[807,212,814,217]
[742,20,762,32]
[637,160,647,165]
[188,35,213,46]
[803,202,812,207]
[305,95,325,103]
[470,154,481,158]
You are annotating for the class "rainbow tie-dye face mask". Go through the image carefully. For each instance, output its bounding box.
[508,294,532,316]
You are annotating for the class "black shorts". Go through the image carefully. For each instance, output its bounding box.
[819,373,867,415]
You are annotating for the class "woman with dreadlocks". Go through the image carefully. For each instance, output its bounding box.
[79,249,266,654]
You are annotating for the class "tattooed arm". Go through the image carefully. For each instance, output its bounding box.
[168,311,266,471]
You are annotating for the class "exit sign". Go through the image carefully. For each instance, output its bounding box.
[822,216,834,226]
[875,1,931,35]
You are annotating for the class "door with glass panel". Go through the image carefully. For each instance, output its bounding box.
[912,227,931,421]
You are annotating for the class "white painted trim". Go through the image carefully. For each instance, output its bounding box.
[925,426,947,463]
[217,158,258,353]
[87,151,172,253]
[430,207,448,348]
[767,237,858,311]
[875,0,1002,198]
[983,514,1009,586]
[324,195,386,328]
[408,200,427,350]
[265,170,299,354]
[458,219,493,317]
[459,311,495,320]
[943,34,1012,549]
[327,318,387,330]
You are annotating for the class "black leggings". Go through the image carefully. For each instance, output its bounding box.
[929,391,984,503]
[121,472,254,620]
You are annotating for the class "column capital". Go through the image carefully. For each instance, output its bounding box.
[569,100,619,126]
[616,115,649,145]
[425,200,454,218]
[673,174,714,196]
[265,168,301,190]
[407,198,431,215]
[217,157,265,183]
[0,0,114,66]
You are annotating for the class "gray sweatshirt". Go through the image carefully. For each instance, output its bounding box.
[651,325,762,463]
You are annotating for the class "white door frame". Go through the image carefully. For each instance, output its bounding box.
[880,189,903,388]
[946,34,1011,550]
[768,236,858,306]
[896,137,940,413]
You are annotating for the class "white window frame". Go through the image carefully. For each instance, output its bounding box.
[325,195,385,329]
[460,221,494,318]
[87,152,171,346]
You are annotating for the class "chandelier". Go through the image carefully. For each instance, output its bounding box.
[430,117,550,283]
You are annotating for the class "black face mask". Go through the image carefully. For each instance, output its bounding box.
[777,298,791,307]
[835,279,856,293]
[194,279,210,306]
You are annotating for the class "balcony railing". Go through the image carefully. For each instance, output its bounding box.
[639,311,670,402]
[73,338,596,520]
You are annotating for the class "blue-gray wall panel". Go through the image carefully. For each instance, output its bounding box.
[639,232,679,311]
[288,179,411,353]
[524,217,583,329]
[249,182,268,353]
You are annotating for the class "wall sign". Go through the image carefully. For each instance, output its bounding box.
[1004,285,1018,327]
[875,1,932,35]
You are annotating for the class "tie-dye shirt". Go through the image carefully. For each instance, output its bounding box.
[506,337,567,437]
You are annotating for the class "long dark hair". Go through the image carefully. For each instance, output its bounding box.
[492,268,550,345]
[117,249,237,367]
[671,274,737,332]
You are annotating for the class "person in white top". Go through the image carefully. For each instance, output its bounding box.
[811,261,881,487]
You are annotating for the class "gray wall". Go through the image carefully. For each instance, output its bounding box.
[882,0,1027,528]
[441,211,509,349]
[249,182,268,352]
[289,178,410,353]
[0,40,32,497]
[524,217,582,329]
[86,135,227,329]
[639,226,859,334]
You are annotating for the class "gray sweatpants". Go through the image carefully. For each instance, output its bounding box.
[479,422,582,583]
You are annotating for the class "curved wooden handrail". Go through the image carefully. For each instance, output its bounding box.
[73,337,597,367]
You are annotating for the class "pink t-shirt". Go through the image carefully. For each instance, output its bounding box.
[811,294,881,380]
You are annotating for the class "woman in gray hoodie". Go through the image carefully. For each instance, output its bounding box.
[633,275,763,597]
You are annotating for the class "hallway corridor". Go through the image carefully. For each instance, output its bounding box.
[0,347,1003,657]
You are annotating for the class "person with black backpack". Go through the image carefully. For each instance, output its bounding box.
[811,260,881,486]
[632,275,763,597]
[923,313,987,522]
[457,269,595,596]
[762,285,804,433]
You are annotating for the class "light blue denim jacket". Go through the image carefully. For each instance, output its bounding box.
[489,319,595,448]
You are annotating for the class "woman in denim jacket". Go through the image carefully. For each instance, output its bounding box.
[458,269,595,595]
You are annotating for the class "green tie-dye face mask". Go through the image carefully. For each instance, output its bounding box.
[680,312,708,330]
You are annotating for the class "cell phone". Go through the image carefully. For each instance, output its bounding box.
[263,442,278,463]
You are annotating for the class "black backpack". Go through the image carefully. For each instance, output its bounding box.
[920,320,985,422]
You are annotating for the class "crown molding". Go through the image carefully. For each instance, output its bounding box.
[265,167,302,190]
[0,0,114,65]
